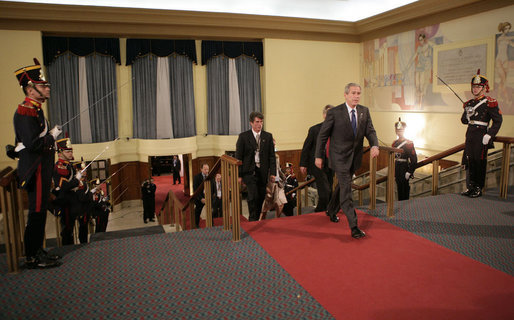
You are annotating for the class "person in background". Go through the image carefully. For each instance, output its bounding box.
[282,163,298,216]
[193,163,210,227]
[461,70,503,198]
[53,137,81,247]
[141,178,156,223]
[172,155,181,185]
[212,173,223,218]
[392,118,417,200]
[260,150,287,220]
[300,105,335,220]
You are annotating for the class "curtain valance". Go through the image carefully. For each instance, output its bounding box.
[42,36,121,66]
[126,39,197,65]
[201,41,263,66]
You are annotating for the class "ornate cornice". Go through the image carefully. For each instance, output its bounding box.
[0,0,511,42]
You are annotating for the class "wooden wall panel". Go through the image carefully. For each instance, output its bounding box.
[110,161,149,205]
[191,156,219,178]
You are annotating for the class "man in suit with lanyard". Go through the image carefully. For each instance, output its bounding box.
[315,83,379,239]
[236,111,276,222]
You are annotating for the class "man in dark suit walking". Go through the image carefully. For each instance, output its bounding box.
[315,83,379,239]
[193,163,209,227]
[300,104,337,221]
[235,112,276,221]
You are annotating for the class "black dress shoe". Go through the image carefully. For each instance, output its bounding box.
[351,227,366,239]
[461,189,472,197]
[328,213,339,223]
[468,188,482,198]
[25,256,62,269]
[38,248,61,260]
[149,218,155,222]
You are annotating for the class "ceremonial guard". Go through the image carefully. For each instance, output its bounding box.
[461,70,503,198]
[12,58,62,268]
[392,118,417,200]
[74,160,93,244]
[91,180,110,233]
[53,137,82,245]
[283,163,298,216]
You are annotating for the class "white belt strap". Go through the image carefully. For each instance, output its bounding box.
[469,120,488,127]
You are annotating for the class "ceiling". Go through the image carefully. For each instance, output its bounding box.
[7,0,419,22]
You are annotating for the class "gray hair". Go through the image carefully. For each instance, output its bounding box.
[344,83,361,94]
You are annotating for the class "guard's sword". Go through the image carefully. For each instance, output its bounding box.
[436,75,465,104]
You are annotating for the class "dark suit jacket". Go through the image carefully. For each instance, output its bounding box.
[235,129,276,182]
[172,159,181,172]
[193,172,208,206]
[300,122,328,172]
[315,103,378,173]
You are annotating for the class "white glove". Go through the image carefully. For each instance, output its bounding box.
[482,134,491,145]
[91,188,97,193]
[49,125,62,139]
[75,171,82,181]
[405,172,411,180]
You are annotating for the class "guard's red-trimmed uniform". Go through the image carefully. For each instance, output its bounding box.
[460,72,503,197]
[13,59,61,268]
[53,155,80,245]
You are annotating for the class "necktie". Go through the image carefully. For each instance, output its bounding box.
[351,109,357,136]
[256,133,260,150]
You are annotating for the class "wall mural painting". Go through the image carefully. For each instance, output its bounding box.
[495,22,514,115]
[363,21,514,115]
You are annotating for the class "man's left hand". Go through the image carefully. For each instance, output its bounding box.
[370,146,380,158]
[482,134,491,145]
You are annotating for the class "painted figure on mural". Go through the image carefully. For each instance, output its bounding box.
[495,22,514,108]
[405,33,433,108]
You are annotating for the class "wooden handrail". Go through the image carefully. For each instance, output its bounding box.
[416,143,465,169]
[0,167,16,188]
[352,175,388,191]
[495,136,514,144]
[285,178,315,196]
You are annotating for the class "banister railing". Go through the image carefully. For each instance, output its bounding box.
[0,167,24,273]
[285,177,315,215]
[219,155,242,241]
[158,155,243,241]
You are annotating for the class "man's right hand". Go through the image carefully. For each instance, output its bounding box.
[300,166,307,175]
[315,158,323,169]
[75,171,82,181]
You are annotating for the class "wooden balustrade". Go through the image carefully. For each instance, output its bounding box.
[0,167,24,273]
[220,155,242,241]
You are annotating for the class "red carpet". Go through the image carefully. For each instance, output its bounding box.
[242,211,514,320]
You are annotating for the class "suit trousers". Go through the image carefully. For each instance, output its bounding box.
[243,167,266,221]
[311,166,333,212]
[334,171,358,229]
